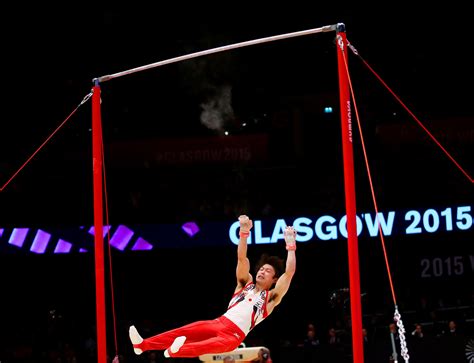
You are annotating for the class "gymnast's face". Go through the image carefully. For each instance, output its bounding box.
[256,264,277,289]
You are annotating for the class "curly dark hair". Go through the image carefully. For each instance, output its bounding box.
[255,253,284,278]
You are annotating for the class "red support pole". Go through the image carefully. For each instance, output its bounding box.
[336,27,364,363]
[92,82,107,363]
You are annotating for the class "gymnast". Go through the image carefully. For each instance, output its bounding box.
[129,214,297,358]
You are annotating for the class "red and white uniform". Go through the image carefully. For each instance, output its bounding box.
[134,282,270,358]
[224,281,270,335]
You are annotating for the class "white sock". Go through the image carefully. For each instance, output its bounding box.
[164,335,186,357]
[129,325,143,355]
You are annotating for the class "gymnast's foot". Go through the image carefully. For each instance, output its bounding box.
[164,336,186,357]
[129,325,143,355]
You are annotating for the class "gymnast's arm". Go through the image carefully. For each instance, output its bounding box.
[235,215,253,291]
[268,226,296,308]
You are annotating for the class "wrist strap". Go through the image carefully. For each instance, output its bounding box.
[239,231,250,237]
[286,244,296,251]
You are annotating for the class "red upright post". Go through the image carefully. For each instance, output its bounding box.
[92,81,107,363]
[335,25,364,363]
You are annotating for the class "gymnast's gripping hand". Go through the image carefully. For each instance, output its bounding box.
[238,215,253,237]
[284,226,297,251]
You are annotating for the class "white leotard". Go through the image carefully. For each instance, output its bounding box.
[223,281,269,335]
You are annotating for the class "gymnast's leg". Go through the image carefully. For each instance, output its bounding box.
[130,316,244,357]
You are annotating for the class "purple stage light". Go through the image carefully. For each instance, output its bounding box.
[30,229,51,253]
[88,225,111,237]
[0,228,3,237]
[9,228,29,248]
[79,248,88,253]
[132,237,153,251]
[110,225,133,251]
[182,222,200,237]
[54,239,72,253]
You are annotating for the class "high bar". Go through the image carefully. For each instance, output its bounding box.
[95,23,341,83]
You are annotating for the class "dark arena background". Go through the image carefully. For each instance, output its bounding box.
[0,3,473,363]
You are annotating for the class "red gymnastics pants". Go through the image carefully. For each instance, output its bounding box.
[134,315,246,358]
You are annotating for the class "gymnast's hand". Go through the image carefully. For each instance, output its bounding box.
[238,215,253,234]
[284,226,296,251]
